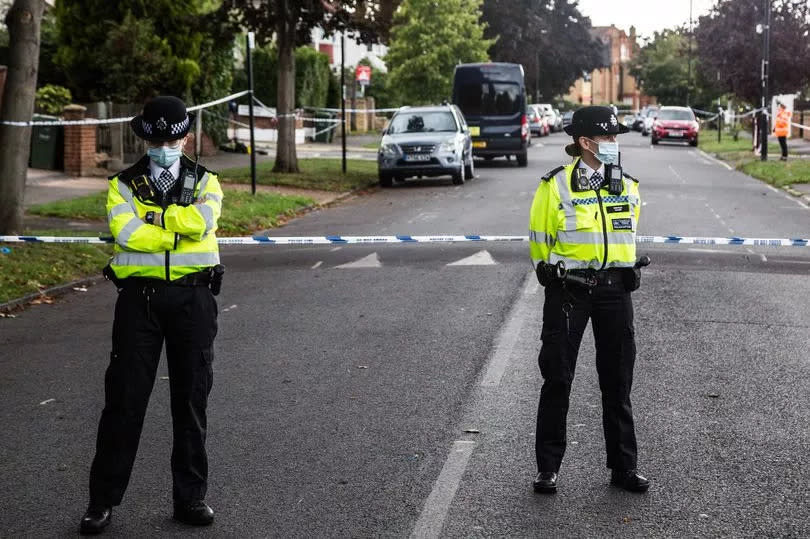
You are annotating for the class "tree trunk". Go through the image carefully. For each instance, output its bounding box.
[273,0,299,173]
[0,0,44,234]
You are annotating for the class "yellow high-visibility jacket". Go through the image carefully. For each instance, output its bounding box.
[529,159,640,270]
[106,155,223,281]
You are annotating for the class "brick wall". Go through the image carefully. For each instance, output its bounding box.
[63,105,97,176]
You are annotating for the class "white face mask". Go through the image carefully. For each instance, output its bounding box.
[584,138,620,165]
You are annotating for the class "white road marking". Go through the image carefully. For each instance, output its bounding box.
[311,261,323,269]
[766,185,779,192]
[222,304,238,312]
[481,272,534,387]
[779,260,810,265]
[746,248,767,262]
[447,250,498,266]
[410,441,476,539]
[330,247,342,252]
[698,149,734,170]
[39,398,55,405]
[668,165,685,184]
[687,248,738,254]
[335,253,381,268]
[728,228,736,234]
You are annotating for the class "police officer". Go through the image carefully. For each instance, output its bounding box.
[529,106,649,494]
[79,96,224,534]
[773,102,792,161]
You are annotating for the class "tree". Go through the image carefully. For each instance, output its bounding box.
[0,0,44,234]
[630,29,689,105]
[694,0,810,104]
[220,0,400,173]
[384,0,493,105]
[481,0,604,101]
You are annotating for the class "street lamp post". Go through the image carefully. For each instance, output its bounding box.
[759,0,771,162]
[246,31,257,195]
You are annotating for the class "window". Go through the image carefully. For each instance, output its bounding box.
[457,82,521,116]
[388,111,458,134]
[658,109,695,121]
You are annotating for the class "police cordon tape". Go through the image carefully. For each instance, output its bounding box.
[2,234,810,247]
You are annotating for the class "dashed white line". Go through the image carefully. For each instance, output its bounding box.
[330,246,342,252]
[311,261,323,269]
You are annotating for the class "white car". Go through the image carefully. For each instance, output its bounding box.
[641,107,660,137]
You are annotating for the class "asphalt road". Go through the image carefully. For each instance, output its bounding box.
[2,131,810,537]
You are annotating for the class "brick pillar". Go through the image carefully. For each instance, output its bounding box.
[0,66,7,110]
[63,104,96,176]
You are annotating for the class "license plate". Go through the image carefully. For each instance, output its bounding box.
[404,154,431,161]
[473,141,487,148]
[669,131,683,137]
[469,126,480,136]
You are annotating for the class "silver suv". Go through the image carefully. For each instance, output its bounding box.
[378,104,473,186]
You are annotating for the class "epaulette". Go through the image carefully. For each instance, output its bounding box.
[623,172,639,183]
[541,165,566,182]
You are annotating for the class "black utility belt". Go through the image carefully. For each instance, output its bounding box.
[566,268,629,287]
[119,271,211,288]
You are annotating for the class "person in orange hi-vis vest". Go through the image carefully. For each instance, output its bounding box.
[773,102,792,161]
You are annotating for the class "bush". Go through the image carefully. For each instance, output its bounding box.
[35,84,72,116]
[247,45,332,110]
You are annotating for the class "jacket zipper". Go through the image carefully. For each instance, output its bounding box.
[595,190,609,270]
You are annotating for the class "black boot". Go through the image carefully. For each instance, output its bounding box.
[610,469,650,492]
[79,505,112,535]
[173,500,214,526]
[532,471,558,493]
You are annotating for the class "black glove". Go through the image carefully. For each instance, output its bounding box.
[535,262,557,287]
[623,267,641,292]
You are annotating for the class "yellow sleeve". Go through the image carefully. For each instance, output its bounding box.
[528,179,560,266]
[162,172,224,241]
[107,178,176,252]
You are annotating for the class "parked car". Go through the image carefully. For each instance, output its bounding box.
[453,62,530,166]
[552,108,563,131]
[641,106,660,136]
[377,104,473,186]
[651,106,699,146]
[528,105,546,136]
[562,110,574,129]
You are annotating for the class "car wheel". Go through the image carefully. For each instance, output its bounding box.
[689,137,698,147]
[452,164,465,185]
[517,151,528,167]
[464,155,474,179]
[379,172,393,187]
[651,137,659,145]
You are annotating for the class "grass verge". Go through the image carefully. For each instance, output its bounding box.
[5,189,316,305]
[218,158,378,192]
[0,230,112,305]
[698,129,809,187]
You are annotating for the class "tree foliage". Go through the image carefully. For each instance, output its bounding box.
[219,0,400,172]
[385,0,493,106]
[694,0,810,104]
[53,0,235,105]
[481,0,604,101]
[244,45,332,109]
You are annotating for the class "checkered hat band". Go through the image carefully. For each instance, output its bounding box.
[141,116,189,136]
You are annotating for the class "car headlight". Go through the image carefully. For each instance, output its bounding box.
[439,138,459,153]
[380,143,398,158]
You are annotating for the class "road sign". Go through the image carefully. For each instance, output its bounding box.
[356,65,371,86]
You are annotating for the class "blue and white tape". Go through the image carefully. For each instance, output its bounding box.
[2,234,810,247]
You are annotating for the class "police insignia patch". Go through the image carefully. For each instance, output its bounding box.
[156,117,168,131]
[598,122,608,131]
[610,115,618,126]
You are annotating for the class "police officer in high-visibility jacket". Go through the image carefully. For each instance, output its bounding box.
[773,102,792,161]
[529,106,649,494]
[80,96,223,534]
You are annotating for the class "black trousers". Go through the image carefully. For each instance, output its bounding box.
[778,136,788,158]
[535,279,637,473]
[89,282,218,506]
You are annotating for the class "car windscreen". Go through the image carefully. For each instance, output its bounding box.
[456,82,521,116]
[387,111,458,134]
[658,109,694,121]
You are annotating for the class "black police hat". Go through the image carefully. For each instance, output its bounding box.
[563,105,629,138]
[130,96,195,143]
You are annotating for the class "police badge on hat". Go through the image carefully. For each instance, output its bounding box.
[131,96,195,142]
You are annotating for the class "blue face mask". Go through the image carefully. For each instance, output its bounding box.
[586,139,620,165]
[147,145,182,167]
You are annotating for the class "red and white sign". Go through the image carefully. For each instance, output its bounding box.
[355,65,371,85]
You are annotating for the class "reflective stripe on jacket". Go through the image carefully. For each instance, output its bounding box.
[774,109,791,137]
[529,159,641,270]
[107,160,223,280]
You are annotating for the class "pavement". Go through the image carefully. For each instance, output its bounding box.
[4,131,810,536]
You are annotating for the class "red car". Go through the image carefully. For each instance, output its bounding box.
[651,106,699,146]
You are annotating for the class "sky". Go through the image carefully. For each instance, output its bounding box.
[576,0,717,41]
